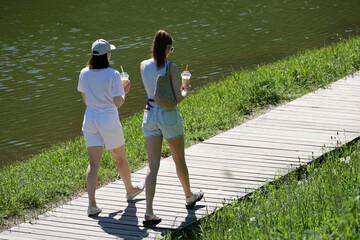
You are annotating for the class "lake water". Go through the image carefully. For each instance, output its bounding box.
[1,0,359,167]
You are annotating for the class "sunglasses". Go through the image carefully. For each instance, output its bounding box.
[170,45,174,53]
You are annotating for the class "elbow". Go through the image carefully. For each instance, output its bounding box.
[116,99,125,108]
[115,101,123,108]
[113,96,125,108]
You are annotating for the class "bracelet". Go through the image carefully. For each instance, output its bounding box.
[181,85,190,91]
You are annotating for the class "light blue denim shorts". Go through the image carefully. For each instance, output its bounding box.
[82,108,125,150]
[141,101,184,140]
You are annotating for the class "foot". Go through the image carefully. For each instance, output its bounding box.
[143,213,162,227]
[126,181,145,201]
[87,206,102,216]
[185,189,204,209]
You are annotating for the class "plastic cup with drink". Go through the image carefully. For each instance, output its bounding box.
[181,64,191,88]
[120,66,130,85]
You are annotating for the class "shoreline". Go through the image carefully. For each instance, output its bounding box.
[1,36,359,232]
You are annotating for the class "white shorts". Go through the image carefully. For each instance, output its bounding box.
[82,108,125,150]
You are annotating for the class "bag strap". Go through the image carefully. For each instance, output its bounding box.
[166,61,172,77]
[166,61,176,101]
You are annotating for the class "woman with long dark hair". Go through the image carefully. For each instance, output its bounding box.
[140,30,204,226]
[78,39,144,216]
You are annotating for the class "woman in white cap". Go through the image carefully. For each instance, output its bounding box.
[140,30,204,227]
[78,39,145,216]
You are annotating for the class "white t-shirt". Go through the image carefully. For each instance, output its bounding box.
[77,67,125,112]
[141,58,168,99]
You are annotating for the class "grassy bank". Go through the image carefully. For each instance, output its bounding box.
[1,36,359,230]
[167,139,360,239]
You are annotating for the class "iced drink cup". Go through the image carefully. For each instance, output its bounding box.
[181,71,191,87]
[120,72,130,86]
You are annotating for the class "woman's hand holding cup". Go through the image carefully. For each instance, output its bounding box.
[121,72,131,94]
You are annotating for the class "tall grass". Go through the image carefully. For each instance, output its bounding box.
[168,140,360,239]
[0,36,359,230]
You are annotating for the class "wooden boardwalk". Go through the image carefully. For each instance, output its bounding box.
[1,72,360,239]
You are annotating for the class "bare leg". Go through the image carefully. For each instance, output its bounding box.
[111,145,139,194]
[167,135,192,199]
[145,136,163,218]
[87,146,103,207]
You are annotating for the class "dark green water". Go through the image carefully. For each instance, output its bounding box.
[1,0,359,167]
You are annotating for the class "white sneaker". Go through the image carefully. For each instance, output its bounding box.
[87,206,102,216]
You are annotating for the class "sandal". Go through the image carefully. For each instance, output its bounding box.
[87,206,102,216]
[143,213,162,227]
[126,181,145,201]
[185,189,204,209]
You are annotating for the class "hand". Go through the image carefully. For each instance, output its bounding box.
[181,85,190,97]
[123,80,131,94]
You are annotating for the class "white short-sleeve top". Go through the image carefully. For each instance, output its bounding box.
[141,58,168,99]
[77,67,125,112]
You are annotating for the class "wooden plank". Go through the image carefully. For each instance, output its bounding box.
[285,102,359,112]
[204,138,323,154]
[295,97,360,107]
[258,111,360,126]
[263,107,360,121]
[235,123,358,136]
[34,211,199,230]
[3,224,94,240]
[295,94,360,103]
[261,109,360,123]
[211,134,336,148]
[226,129,354,147]
[186,143,315,161]
[247,118,360,133]
[18,217,165,239]
[52,204,209,223]
[274,107,360,119]
[259,113,360,128]
[219,131,345,147]
[0,231,51,240]
[274,103,359,115]
[51,203,214,230]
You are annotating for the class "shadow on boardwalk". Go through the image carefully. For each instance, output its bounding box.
[94,199,167,239]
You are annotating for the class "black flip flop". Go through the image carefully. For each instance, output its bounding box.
[185,191,204,209]
[143,214,162,227]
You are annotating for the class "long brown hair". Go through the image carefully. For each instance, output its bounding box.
[152,30,173,70]
[87,54,109,69]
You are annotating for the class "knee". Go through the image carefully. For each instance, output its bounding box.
[172,156,185,166]
[88,160,101,170]
[147,164,160,176]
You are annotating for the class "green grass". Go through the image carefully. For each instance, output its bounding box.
[167,139,360,240]
[1,36,359,231]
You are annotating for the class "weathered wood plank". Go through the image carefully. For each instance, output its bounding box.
[218,131,345,147]
[186,143,315,161]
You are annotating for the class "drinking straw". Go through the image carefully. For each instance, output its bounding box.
[185,64,188,76]
[121,65,125,75]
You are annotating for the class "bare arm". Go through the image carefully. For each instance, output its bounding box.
[169,63,187,103]
[140,61,149,94]
[113,95,125,109]
[113,73,130,109]
[81,92,87,106]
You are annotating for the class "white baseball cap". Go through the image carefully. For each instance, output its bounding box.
[91,39,116,56]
